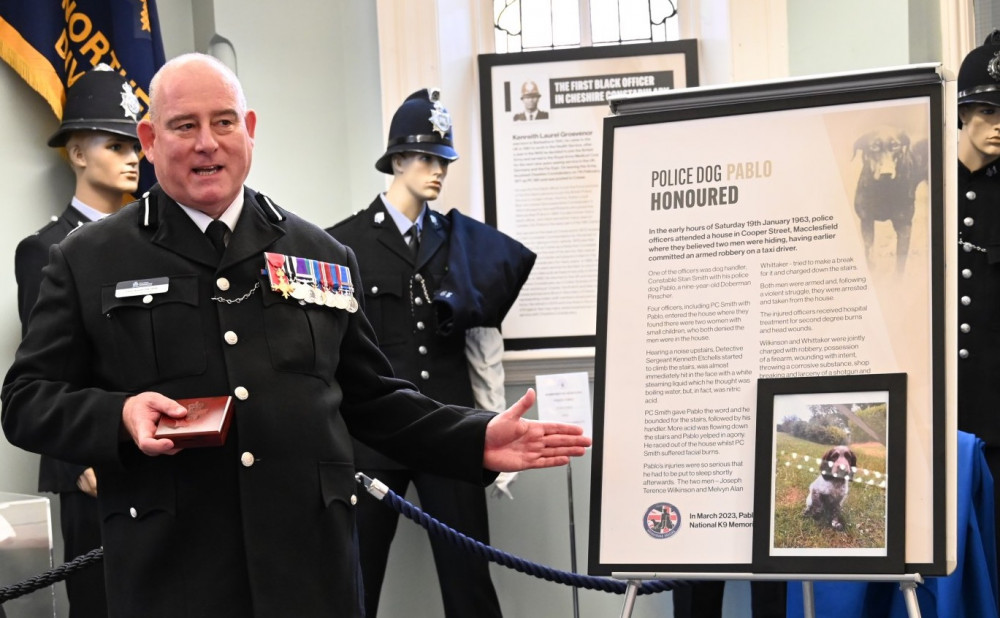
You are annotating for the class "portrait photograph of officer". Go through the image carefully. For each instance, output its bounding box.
[513,80,549,121]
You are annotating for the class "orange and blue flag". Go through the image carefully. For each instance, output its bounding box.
[0,0,165,194]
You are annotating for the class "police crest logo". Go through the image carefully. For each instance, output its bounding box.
[643,502,681,539]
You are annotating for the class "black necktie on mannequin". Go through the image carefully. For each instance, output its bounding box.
[406,224,420,258]
[206,220,229,259]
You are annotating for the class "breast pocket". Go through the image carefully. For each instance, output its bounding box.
[361,271,410,346]
[260,285,347,382]
[100,274,206,388]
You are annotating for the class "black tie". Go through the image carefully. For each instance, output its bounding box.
[406,224,420,258]
[206,220,229,259]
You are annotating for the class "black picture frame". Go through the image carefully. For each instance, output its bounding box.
[477,40,698,351]
[752,373,907,574]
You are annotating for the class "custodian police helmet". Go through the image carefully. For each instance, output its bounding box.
[958,29,1000,108]
[47,64,141,147]
[375,88,458,174]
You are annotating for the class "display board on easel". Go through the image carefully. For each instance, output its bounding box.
[588,65,956,578]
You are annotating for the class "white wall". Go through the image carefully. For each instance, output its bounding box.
[206,0,385,225]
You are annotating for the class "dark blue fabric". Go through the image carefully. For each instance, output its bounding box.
[787,431,997,617]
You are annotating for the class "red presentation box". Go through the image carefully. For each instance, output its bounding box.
[154,396,233,448]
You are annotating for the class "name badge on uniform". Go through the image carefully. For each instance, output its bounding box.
[114,277,169,298]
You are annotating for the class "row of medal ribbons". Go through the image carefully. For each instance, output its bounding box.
[264,251,358,312]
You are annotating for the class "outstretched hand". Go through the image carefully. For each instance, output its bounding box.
[483,388,591,472]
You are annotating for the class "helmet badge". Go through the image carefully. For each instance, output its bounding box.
[989,50,1000,83]
[427,87,452,139]
[120,82,141,121]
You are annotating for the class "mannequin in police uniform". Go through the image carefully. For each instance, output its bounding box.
[957,30,1000,566]
[327,88,535,617]
[13,65,140,618]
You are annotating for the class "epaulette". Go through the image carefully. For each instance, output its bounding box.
[328,209,363,230]
[137,190,158,229]
[253,191,286,223]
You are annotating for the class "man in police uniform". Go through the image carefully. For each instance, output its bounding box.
[513,80,549,121]
[958,30,1000,564]
[13,64,141,618]
[1,54,587,618]
[328,88,535,618]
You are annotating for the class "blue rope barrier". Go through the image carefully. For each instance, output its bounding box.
[0,473,687,606]
[355,472,686,595]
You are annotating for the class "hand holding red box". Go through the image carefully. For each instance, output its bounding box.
[154,396,233,448]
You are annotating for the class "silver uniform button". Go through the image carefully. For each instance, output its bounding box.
[350,494,358,505]
[967,190,977,200]
[217,277,230,291]
[414,297,423,306]
[129,507,138,519]
[961,323,971,333]
[371,286,379,294]
[963,244,973,253]
[241,452,255,467]
[142,295,153,304]
[416,321,425,330]
[235,386,249,400]
[964,217,975,227]
[961,296,971,306]
[420,370,430,380]
[959,349,969,359]
[418,345,428,355]
[224,331,238,345]
[962,269,972,279]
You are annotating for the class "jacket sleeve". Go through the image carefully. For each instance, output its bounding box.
[2,244,129,466]
[14,235,49,337]
[333,246,498,484]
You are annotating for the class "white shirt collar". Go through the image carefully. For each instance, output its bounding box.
[176,192,244,233]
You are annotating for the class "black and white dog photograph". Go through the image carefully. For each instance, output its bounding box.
[851,125,929,275]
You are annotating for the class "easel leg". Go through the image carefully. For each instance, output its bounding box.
[619,580,641,618]
[900,580,922,618]
[801,581,816,618]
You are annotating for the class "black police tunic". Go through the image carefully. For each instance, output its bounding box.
[958,160,1000,445]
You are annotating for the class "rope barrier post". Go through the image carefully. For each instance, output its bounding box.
[618,579,641,618]
[567,460,580,618]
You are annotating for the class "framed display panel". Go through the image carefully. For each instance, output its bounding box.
[588,65,954,577]
[478,40,698,350]
[752,373,907,575]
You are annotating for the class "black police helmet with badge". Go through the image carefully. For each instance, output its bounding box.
[958,29,1000,128]
[47,63,141,147]
[375,88,458,174]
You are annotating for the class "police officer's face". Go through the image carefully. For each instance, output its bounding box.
[960,103,1000,162]
[522,93,540,113]
[396,153,449,201]
[70,132,141,196]
[138,59,257,218]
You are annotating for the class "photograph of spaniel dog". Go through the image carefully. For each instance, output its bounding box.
[802,445,857,531]
[853,127,928,274]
